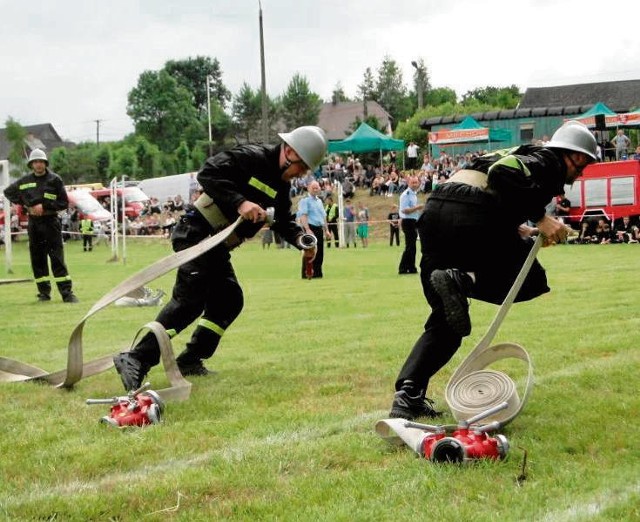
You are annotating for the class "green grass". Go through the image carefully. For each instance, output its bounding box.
[1,235,639,521]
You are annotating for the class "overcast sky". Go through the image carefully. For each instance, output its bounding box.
[2,0,639,144]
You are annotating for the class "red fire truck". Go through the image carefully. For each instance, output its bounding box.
[564,159,640,228]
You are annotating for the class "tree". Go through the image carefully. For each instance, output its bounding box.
[279,73,322,129]
[164,56,231,113]
[4,117,28,175]
[375,56,411,127]
[331,82,350,104]
[426,87,457,107]
[232,83,262,142]
[357,67,376,118]
[461,85,521,108]
[127,70,202,153]
[174,141,191,173]
[110,146,138,178]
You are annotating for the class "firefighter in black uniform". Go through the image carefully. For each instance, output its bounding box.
[114,126,328,391]
[389,121,598,420]
[3,149,78,303]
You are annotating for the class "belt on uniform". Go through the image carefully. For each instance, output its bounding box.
[444,169,488,189]
[193,193,243,249]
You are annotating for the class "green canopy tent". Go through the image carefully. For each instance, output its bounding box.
[570,102,618,128]
[327,122,405,167]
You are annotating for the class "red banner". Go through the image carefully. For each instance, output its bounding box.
[428,128,489,144]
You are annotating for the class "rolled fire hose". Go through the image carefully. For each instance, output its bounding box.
[0,217,243,402]
[445,234,543,427]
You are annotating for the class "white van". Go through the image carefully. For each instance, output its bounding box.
[138,172,200,205]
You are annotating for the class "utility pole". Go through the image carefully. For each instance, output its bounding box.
[206,75,213,156]
[95,119,101,146]
[259,0,268,143]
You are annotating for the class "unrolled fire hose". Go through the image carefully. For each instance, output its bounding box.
[444,234,543,427]
[0,217,244,402]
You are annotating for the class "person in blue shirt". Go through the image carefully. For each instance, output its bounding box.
[297,180,329,278]
[397,176,422,274]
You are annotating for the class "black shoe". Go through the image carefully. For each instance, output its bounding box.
[177,360,215,377]
[37,293,51,302]
[389,388,442,420]
[113,352,149,391]
[62,293,79,303]
[430,268,472,337]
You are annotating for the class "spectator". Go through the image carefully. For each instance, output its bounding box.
[343,198,357,248]
[397,176,422,274]
[324,195,340,248]
[356,201,369,248]
[297,180,329,278]
[388,204,400,246]
[406,141,419,170]
[613,216,637,243]
[80,217,94,251]
[611,129,631,160]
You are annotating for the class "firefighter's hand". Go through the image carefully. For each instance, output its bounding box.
[28,204,44,216]
[302,246,317,262]
[237,201,267,223]
[536,215,568,246]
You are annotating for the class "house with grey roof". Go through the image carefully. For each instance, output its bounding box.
[318,101,392,141]
[0,123,72,162]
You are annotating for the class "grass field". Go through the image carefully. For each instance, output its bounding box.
[0,232,639,521]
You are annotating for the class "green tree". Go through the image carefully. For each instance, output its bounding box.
[164,56,231,113]
[426,87,457,107]
[232,83,262,142]
[174,141,191,173]
[110,146,138,178]
[126,70,202,153]
[357,67,376,118]
[461,85,521,108]
[331,82,350,104]
[411,58,431,111]
[95,146,111,185]
[374,56,411,126]
[4,117,28,175]
[279,73,322,129]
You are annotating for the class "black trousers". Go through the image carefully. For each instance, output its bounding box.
[395,183,549,393]
[327,222,339,247]
[28,216,73,297]
[301,224,325,278]
[132,215,244,367]
[398,219,418,272]
[389,225,400,246]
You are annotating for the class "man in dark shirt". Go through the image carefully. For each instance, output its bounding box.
[3,149,78,303]
[114,126,328,391]
[389,121,598,420]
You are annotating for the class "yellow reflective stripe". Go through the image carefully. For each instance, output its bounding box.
[248,177,277,199]
[488,155,531,177]
[166,329,177,338]
[19,182,37,190]
[197,318,225,337]
[53,275,72,283]
[35,276,49,283]
[43,192,57,200]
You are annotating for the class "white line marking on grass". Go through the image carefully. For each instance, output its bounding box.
[536,349,640,383]
[538,480,640,521]
[1,411,384,508]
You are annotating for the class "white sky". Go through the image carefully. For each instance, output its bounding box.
[1,0,639,143]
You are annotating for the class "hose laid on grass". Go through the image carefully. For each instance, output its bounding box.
[0,217,243,402]
[445,234,543,427]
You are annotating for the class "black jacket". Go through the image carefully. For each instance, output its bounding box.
[469,145,567,225]
[4,169,69,215]
[197,143,303,246]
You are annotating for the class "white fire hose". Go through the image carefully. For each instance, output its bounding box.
[445,234,543,427]
[0,217,243,402]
